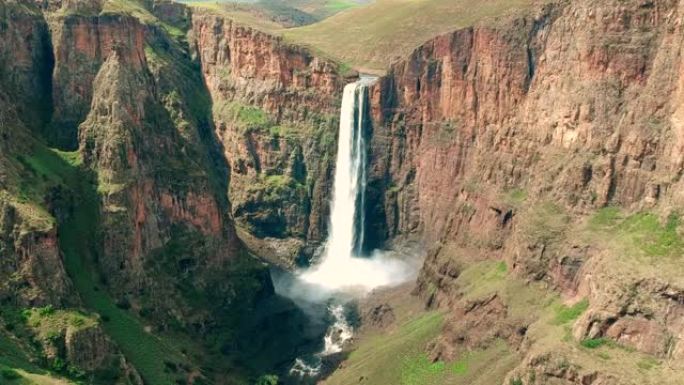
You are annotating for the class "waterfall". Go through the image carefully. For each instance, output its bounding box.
[324,80,369,263]
[299,78,396,292]
[286,78,417,379]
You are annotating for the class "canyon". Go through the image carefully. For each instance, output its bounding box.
[2,0,684,385]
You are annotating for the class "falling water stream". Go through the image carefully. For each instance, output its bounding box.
[283,77,415,380]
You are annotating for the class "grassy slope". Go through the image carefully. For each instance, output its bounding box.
[282,0,538,73]
[0,333,68,385]
[325,247,684,385]
[323,312,518,385]
[186,1,286,32]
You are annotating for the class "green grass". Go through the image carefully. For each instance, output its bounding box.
[580,338,608,349]
[325,312,444,385]
[185,0,362,24]
[588,208,684,258]
[102,0,190,44]
[588,206,621,229]
[102,0,157,24]
[637,357,660,371]
[451,359,467,375]
[1,368,21,380]
[400,354,446,385]
[8,146,83,231]
[282,0,538,72]
[0,330,35,371]
[24,307,98,339]
[453,260,510,302]
[496,261,508,274]
[0,330,75,385]
[324,0,357,12]
[213,100,272,133]
[324,301,517,385]
[553,299,589,325]
[504,188,528,206]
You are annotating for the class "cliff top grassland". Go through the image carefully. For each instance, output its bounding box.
[187,0,542,73]
[281,0,539,73]
[182,0,365,30]
[182,0,364,20]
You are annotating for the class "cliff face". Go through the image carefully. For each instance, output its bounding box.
[0,1,53,132]
[365,0,684,382]
[65,9,272,335]
[191,13,349,263]
[371,0,684,242]
[0,3,144,383]
[1,1,283,382]
[0,1,71,307]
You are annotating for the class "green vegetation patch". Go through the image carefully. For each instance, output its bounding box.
[102,0,157,24]
[24,306,98,339]
[636,357,660,371]
[326,303,517,385]
[580,338,608,349]
[553,299,589,325]
[8,147,82,231]
[1,367,21,380]
[325,312,444,385]
[213,100,272,133]
[588,208,684,258]
[400,354,446,385]
[324,0,357,12]
[504,188,527,206]
[453,260,508,301]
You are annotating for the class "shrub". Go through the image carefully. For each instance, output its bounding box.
[1,368,20,380]
[38,305,55,316]
[51,357,66,372]
[580,338,608,349]
[67,365,86,379]
[256,374,279,385]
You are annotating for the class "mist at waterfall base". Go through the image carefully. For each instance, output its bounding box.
[273,79,420,382]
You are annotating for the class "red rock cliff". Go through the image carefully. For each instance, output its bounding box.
[191,13,351,263]
[367,0,684,380]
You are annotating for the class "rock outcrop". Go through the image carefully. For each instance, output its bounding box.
[48,11,144,149]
